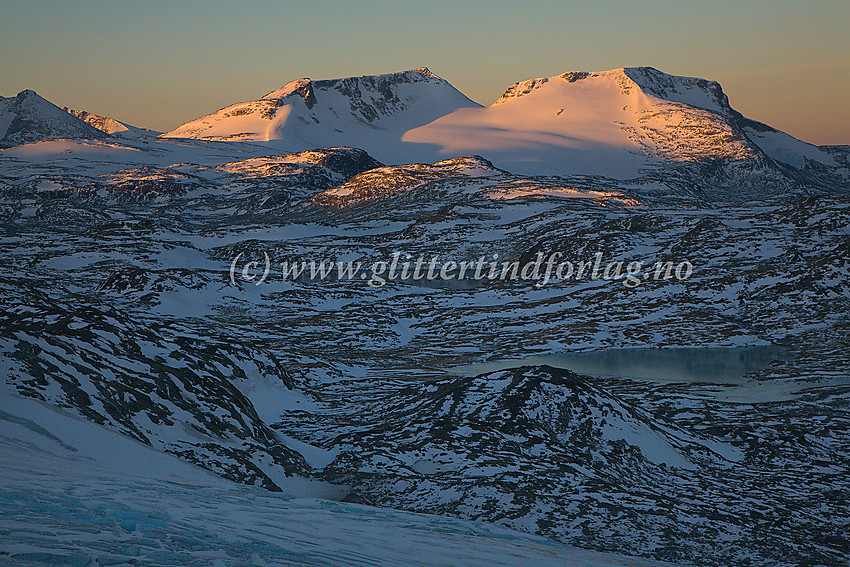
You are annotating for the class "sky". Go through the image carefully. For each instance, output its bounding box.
[1,0,848,144]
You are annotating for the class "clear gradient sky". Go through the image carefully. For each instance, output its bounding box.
[1,0,848,144]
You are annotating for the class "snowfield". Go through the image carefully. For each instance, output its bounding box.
[0,389,672,567]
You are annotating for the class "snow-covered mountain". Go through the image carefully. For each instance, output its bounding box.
[0,89,106,148]
[162,67,480,163]
[64,107,161,138]
[406,67,848,183]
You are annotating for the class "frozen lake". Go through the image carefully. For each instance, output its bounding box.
[455,346,790,384]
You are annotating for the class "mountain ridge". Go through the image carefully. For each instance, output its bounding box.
[157,65,847,189]
[3,67,848,196]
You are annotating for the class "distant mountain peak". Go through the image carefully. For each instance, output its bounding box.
[620,66,730,114]
[1,89,106,148]
[261,68,445,103]
[63,107,160,138]
[408,66,438,78]
[495,67,732,116]
[261,78,315,104]
[16,89,39,100]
